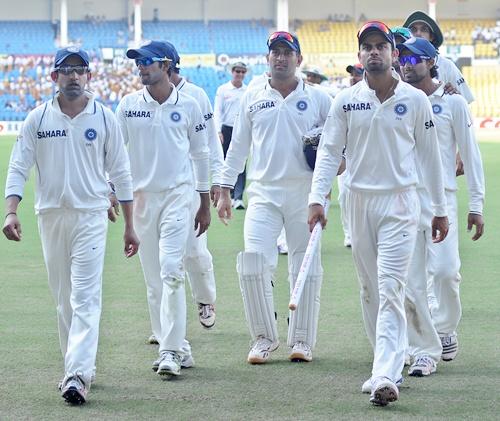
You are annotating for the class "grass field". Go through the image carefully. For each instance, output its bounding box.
[0,134,499,420]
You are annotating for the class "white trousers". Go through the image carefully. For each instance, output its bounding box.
[38,209,108,385]
[244,179,323,348]
[134,185,191,354]
[406,189,442,363]
[427,191,461,336]
[345,188,419,382]
[184,189,216,305]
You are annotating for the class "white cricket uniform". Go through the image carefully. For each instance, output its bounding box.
[425,87,484,335]
[115,85,209,355]
[310,71,447,382]
[5,92,133,385]
[177,76,224,305]
[436,55,474,104]
[221,78,332,348]
[213,80,247,130]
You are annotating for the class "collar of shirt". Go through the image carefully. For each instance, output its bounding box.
[176,77,187,91]
[264,77,305,98]
[429,83,445,98]
[51,90,97,116]
[142,83,179,105]
[359,68,402,98]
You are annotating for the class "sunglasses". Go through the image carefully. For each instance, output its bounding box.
[399,55,428,66]
[357,20,392,38]
[267,31,295,47]
[56,65,89,75]
[135,57,171,67]
[234,69,246,74]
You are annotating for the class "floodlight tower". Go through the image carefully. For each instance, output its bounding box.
[134,0,143,46]
[428,0,437,20]
[276,0,289,32]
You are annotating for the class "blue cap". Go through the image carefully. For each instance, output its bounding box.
[54,46,90,68]
[397,37,437,59]
[127,40,179,69]
[267,31,301,54]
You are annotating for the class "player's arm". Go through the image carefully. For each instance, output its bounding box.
[3,115,37,241]
[448,60,474,104]
[414,93,448,242]
[451,97,485,240]
[213,86,224,143]
[217,93,252,225]
[120,201,139,257]
[308,96,346,231]
[188,102,211,237]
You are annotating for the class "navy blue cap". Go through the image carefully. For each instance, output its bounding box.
[127,40,179,68]
[357,21,396,48]
[397,37,437,59]
[267,31,301,54]
[54,46,90,68]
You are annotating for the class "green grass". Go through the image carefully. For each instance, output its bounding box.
[0,134,499,420]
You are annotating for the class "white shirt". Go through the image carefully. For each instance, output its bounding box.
[428,85,484,213]
[115,85,210,193]
[436,55,474,104]
[213,80,247,129]
[5,92,133,213]
[176,76,224,185]
[220,78,332,187]
[310,71,447,217]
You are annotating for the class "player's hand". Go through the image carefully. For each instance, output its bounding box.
[443,82,459,95]
[123,227,140,258]
[455,152,464,177]
[217,188,232,225]
[107,192,120,222]
[431,215,449,243]
[308,204,327,232]
[3,213,22,241]
[467,212,484,241]
[195,193,211,237]
[210,185,221,208]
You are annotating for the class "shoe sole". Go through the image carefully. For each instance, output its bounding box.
[147,339,159,345]
[62,388,86,405]
[158,368,180,376]
[200,320,215,329]
[370,385,398,406]
[289,352,312,362]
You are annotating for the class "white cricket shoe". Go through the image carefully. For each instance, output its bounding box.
[61,372,88,405]
[198,303,216,329]
[157,351,181,376]
[440,334,458,361]
[153,353,194,372]
[233,199,246,210]
[147,334,159,345]
[408,355,437,377]
[289,341,313,362]
[247,336,279,364]
[370,377,399,406]
[343,236,352,248]
[362,376,403,394]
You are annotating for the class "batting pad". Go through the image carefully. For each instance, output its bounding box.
[237,252,278,342]
[287,252,323,348]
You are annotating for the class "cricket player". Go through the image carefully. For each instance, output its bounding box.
[308,21,449,406]
[157,41,222,333]
[3,46,139,405]
[399,38,485,368]
[217,31,332,364]
[116,41,210,377]
[403,11,474,104]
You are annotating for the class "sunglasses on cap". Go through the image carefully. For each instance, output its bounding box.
[267,31,294,46]
[135,57,171,67]
[399,55,429,66]
[358,20,392,37]
[56,65,89,75]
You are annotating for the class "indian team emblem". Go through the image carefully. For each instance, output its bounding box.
[171,112,181,122]
[432,104,442,114]
[85,128,97,141]
[296,100,308,111]
[67,46,80,53]
[394,103,408,116]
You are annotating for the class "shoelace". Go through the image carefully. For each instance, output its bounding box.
[414,355,434,367]
[441,336,454,347]
[199,304,214,319]
[161,351,181,364]
[254,337,272,350]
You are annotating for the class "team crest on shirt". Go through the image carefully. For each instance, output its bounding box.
[296,100,308,111]
[85,128,97,141]
[394,103,408,116]
[432,104,442,114]
[171,112,181,122]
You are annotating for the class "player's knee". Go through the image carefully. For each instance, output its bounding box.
[237,251,269,279]
[184,254,213,273]
[432,263,460,283]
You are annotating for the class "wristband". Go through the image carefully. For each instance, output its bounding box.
[5,212,17,218]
